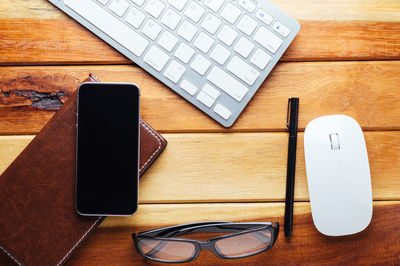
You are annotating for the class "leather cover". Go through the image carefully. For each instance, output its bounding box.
[0,74,167,266]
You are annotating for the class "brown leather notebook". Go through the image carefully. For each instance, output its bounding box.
[0,75,167,266]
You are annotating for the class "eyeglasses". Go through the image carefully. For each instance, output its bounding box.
[132,221,279,263]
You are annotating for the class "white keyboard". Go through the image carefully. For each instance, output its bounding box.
[49,0,300,127]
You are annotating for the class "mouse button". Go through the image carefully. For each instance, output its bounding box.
[329,133,340,150]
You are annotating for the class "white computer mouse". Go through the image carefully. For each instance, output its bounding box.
[304,115,373,236]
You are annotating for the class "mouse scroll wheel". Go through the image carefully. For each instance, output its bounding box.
[329,133,340,150]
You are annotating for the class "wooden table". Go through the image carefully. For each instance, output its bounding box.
[1,0,400,264]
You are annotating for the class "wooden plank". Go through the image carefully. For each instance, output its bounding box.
[1,19,399,65]
[0,136,32,173]
[271,0,400,22]
[1,131,399,202]
[2,202,398,265]
[0,61,399,134]
[2,0,400,22]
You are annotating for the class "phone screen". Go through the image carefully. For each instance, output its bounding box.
[76,83,140,216]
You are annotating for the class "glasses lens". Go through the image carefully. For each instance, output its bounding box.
[137,238,196,262]
[214,228,272,258]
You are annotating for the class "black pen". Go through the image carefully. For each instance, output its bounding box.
[284,98,299,238]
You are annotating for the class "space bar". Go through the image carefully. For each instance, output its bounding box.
[207,66,249,102]
[65,0,149,57]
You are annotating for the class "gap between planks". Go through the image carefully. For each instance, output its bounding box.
[101,201,399,228]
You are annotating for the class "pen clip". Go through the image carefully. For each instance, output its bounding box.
[286,98,291,129]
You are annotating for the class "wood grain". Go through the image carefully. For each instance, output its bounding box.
[0,1,399,265]
[271,0,400,22]
[1,202,398,265]
[0,61,399,134]
[1,0,400,64]
[2,0,400,22]
[1,19,399,65]
[2,202,397,265]
[69,202,400,265]
[1,131,399,203]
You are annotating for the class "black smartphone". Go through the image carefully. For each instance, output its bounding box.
[76,82,140,216]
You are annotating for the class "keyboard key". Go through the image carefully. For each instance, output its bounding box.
[250,48,271,69]
[220,3,241,24]
[161,9,182,30]
[168,0,188,11]
[143,46,169,71]
[132,0,145,6]
[217,25,238,46]
[201,13,222,35]
[141,19,162,40]
[194,32,214,53]
[207,66,248,102]
[204,0,224,12]
[234,37,254,58]
[158,31,179,52]
[256,9,273,25]
[65,0,149,57]
[210,44,231,65]
[180,79,198,95]
[202,84,220,100]
[237,14,257,36]
[197,91,215,108]
[273,21,291,37]
[227,56,259,86]
[184,2,205,23]
[164,60,186,83]
[214,103,232,120]
[254,26,283,53]
[144,0,165,18]
[190,54,211,75]
[174,42,195,63]
[177,20,197,41]
[125,7,145,28]
[109,0,130,17]
[238,0,256,13]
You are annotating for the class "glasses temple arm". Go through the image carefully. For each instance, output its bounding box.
[272,222,279,245]
[145,240,169,258]
[139,221,231,237]
[250,231,271,243]
[170,223,273,237]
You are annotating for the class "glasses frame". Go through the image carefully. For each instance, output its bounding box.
[132,221,279,263]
